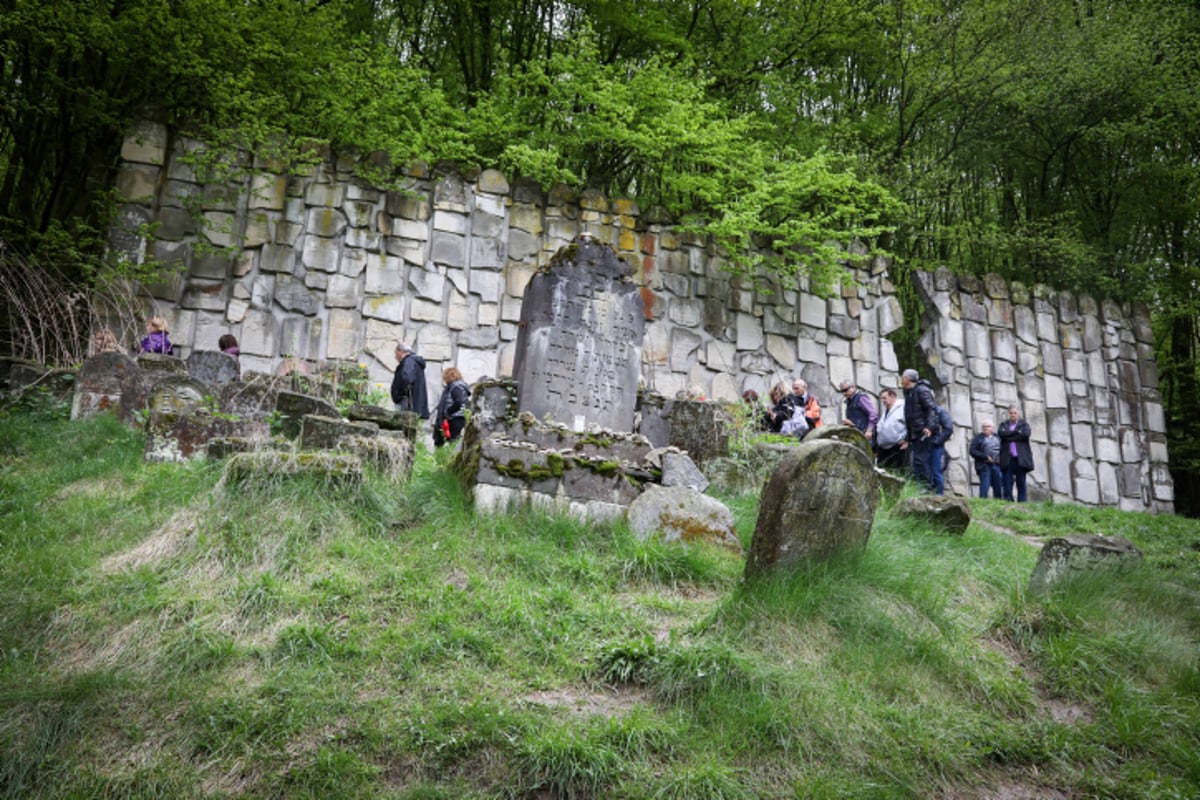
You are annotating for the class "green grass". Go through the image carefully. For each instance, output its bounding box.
[1,407,1198,799]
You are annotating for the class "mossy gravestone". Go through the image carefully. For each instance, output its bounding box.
[745,439,880,578]
[512,235,645,432]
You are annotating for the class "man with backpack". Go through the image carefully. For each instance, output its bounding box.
[901,368,946,495]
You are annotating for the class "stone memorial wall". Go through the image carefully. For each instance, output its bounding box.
[106,121,1172,511]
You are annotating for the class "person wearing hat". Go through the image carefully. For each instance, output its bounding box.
[839,380,878,440]
[390,341,430,419]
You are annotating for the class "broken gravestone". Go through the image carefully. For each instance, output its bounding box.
[221,451,364,489]
[512,236,645,432]
[300,415,379,449]
[276,390,340,438]
[1028,534,1143,593]
[745,439,880,578]
[659,450,709,492]
[626,485,742,551]
[71,351,138,420]
[892,495,973,535]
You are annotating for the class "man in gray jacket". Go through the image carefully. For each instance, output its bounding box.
[875,388,907,469]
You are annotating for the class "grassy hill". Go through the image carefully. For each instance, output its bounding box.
[1,406,1197,799]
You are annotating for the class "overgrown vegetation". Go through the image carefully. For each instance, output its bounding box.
[1,409,1197,798]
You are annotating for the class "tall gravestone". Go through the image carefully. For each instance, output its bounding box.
[513,236,645,432]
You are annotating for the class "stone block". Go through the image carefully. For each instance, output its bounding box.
[670,328,703,371]
[362,294,405,323]
[326,274,361,308]
[241,310,278,357]
[799,294,826,328]
[302,235,341,272]
[274,275,320,315]
[306,207,348,238]
[1048,446,1073,494]
[325,309,362,360]
[736,313,764,352]
[122,121,168,165]
[745,441,879,576]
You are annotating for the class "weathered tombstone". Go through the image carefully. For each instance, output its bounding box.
[1028,534,1143,593]
[275,390,340,438]
[346,403,421,440]
[512,236,645,432]
[219,380,278,419]
[186,350,240,386]
[891,495,972,535]
[72,352,138,420]
[300,414,379,449]
[637,394,732,465]
[745,440,880,578]
[626,485,742,551]
[136,352,187,375]
[143,376,215,462]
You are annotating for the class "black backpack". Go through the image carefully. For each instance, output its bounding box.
[934,405,953,444]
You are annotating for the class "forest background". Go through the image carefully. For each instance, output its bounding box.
[1,0,1197,514]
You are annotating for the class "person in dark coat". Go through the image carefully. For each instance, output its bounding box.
[839,380,879,440]
[434,366,470,447]
[998,404,1034,502]
[968,419,1003,499]
[390,341,430,419]
[901,368,942,494]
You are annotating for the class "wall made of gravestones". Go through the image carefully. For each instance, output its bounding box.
[108,121,1170,512]
[913,269,1172,512]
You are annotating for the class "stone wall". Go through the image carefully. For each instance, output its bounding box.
[107,121,1172,511]
[914,270,1172,512]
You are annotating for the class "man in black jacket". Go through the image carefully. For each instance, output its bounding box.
[901,368,942,494]
[998,404,1034,502]
[390,341,430,419]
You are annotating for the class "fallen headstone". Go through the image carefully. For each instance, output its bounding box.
[1028,534,1143,593]
[300,414,379,449]
[221,450,364,488]
[276,391,340,438]
[627,485,742,551]
[891,495,972,535]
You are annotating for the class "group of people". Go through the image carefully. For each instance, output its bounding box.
[743,368,1033,502]
[391,341,469,448]
[98,317,240,366]
[126,319,1037,484]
